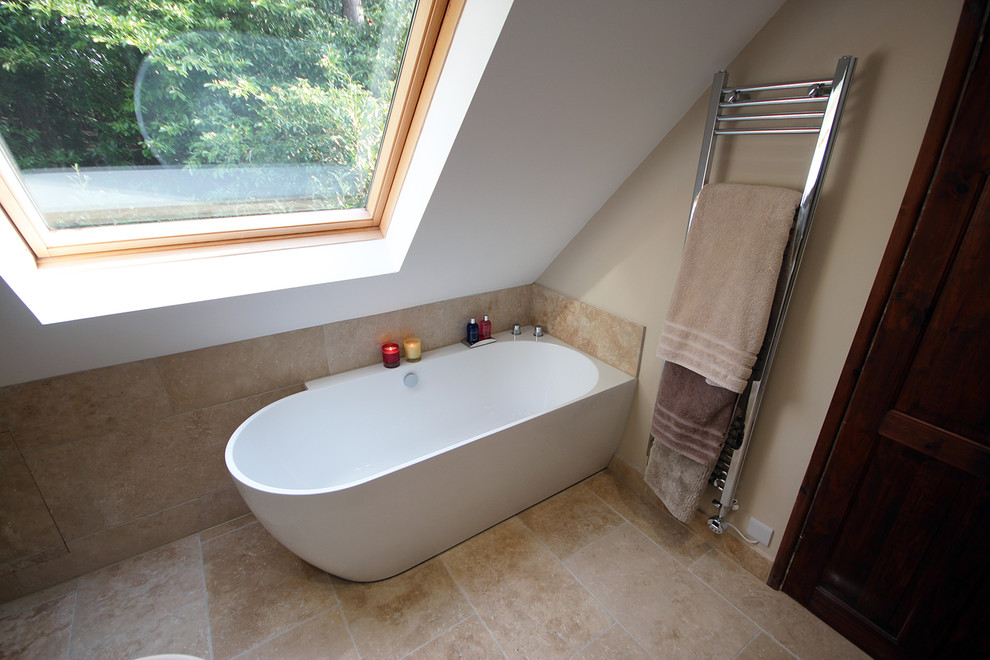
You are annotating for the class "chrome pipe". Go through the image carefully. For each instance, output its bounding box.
[720,95,828,108]
[716,111,825,122]
[724,78,832,94]
[688,70,729,236]
[715,128,820,135]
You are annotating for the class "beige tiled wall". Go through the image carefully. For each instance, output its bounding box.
[0,284,643,603]
[532,284,644,377]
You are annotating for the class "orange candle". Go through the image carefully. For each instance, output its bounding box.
[404,337,422,362]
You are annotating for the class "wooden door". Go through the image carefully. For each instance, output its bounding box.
[778,2,990,658]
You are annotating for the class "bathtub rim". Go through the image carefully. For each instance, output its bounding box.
[225,327,635,497]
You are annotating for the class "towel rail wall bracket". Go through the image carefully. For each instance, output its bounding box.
[687,56,856,539]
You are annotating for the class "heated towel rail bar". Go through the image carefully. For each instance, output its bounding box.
[690,56,856,537]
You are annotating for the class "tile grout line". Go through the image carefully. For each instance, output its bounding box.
[196,534,215,660]
[631,524,770,656]
[437,554,509,659]
[538,522,653,659]
[508,501,634,657]
[583,474,697,566]
[225,603,345,660]
[558,477,677,655]
[199,517,258,545]
[64,585,79,660]
[205,522,341,660]
[397,612,476,660]
[684,547,802,658]
[580,477,776,658]
[329,580,364,660]
[729,631,765,660]
[59,537,205,659]
[34,501,204,582]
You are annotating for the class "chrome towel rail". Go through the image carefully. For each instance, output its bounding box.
[683,56,856,536]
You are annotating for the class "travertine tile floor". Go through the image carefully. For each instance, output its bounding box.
[0,469,868,660]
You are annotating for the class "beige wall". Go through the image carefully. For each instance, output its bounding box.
[538,0,963,560]
[0,284,644,603]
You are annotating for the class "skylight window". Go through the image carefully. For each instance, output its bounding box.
[0,0,510,323]
[0,0,454,260]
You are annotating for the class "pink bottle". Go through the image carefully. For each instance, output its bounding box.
[480,314,492,340]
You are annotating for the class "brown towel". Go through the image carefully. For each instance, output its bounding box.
[650,362,737,465]
[656,183,800,393]
[645,361,737,521]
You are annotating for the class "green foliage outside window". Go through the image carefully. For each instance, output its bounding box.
[0,0,414,213]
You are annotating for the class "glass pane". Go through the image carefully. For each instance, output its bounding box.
[0,0,416,230]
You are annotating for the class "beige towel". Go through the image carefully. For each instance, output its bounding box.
[645,441,712,523]
[657,183,800,393]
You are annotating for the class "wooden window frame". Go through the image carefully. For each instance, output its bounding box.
[0,0,464,265]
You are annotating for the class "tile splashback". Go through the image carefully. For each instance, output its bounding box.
[0,284,644,603]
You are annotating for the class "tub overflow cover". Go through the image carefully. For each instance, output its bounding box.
[403,372,419,388]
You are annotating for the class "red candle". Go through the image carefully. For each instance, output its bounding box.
[382,342,400,368]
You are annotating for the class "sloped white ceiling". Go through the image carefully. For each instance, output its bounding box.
[0,0,785,386]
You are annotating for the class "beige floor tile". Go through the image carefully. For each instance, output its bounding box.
[70,536,203,654]
[406,615,505,659]
[565,523,757,658]
[332,558,473,659]
[586,469,712,564]
[203,522,335,660]
[238,608,358,660]
[72,599,210,660]
[572,624,651,660]
[0,580,77,620]
[689,550,869,660]
[0,590,75,659]
[442,517,613,659]
[735,632,798,659]
[517,480,624,559]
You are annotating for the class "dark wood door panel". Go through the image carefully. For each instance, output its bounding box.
[817,437,977,634]
[894,175,990,442]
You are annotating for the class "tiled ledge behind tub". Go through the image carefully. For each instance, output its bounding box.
[532,284,645,377]
[0,284,642,603]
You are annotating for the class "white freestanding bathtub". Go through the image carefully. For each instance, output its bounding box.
[225,327,637,581]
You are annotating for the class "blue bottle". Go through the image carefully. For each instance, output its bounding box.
[467,318,479,344]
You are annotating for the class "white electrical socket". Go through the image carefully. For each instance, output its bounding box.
[745,517,773,547]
